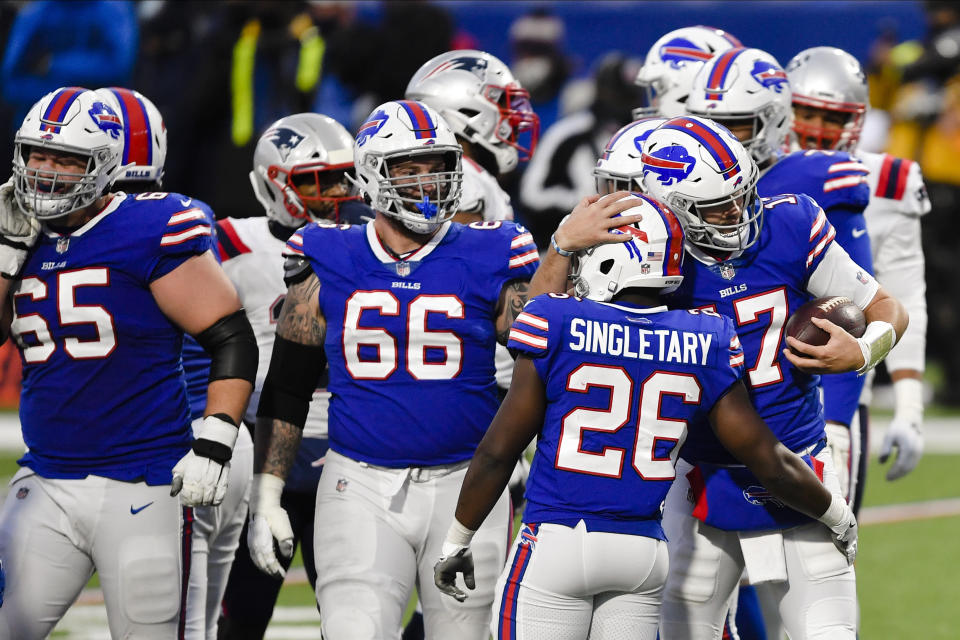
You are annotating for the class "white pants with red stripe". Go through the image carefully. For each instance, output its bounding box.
[314,449,511,640]
[491,520,667,640]
[659,456,857,640]
[184,424,253,640]
[0,469,186,639]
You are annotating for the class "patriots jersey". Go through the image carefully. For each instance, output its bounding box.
[11,192,212,484]
[667,194,837,464]
[760,150,872,427]
[180,198,216,420]
[215,216,331,441]
[459,156,514,222]
[509,294,744,539]
[285,220,539,467]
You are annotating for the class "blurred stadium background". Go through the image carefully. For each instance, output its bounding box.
[0,0,958,637]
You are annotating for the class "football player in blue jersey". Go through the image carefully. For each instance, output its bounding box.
[250,100,539,639]
[220,113,372,640]
[432,193,858,640]
[635,116,906,640]
[0,87,258,639]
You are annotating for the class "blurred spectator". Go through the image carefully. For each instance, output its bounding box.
[508,9,573,133]
[518,52,644,249]
[874,0,960,404]
[1,0,137,124]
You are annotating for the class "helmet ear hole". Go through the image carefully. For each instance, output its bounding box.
[600,259,615,275]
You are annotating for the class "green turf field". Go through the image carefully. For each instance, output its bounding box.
[1,450,956,637]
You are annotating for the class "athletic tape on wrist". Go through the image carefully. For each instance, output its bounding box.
[856,321,896,375]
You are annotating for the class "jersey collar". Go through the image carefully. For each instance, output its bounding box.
[42,192,127,238]
[365,220,452,264]
[598,301,668,314]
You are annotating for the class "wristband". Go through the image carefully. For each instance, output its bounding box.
[550,233,574,257]
[892,377,924,425]
[817,493,849,528]
[441,518,477,557]
[250,473,285,513]
[855,321,896,375]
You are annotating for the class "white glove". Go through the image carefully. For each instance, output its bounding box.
[433,519,477,602]
[824,421,852,500]
[0,177,40,278]
[879,377,924,481]
[247,473,294,579]
[170,414,239,506]
[817,493,859,565]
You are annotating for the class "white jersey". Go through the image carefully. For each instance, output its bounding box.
[859,150,929,377]
[459,156,514,222]
[216,216,328,438]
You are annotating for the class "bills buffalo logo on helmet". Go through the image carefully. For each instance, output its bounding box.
[659,37,715,69]
[265,126,305,162]
[87,101,123,139]
[750,61,789,93]
[422,55,489,81]
[356,109,389,147]
[632,129,656,153]
[642,145,696,186]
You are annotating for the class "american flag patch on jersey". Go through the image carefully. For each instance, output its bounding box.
[161,208,210,246]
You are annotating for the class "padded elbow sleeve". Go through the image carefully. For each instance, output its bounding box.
[256,335,326,429]
[196,309,258,384]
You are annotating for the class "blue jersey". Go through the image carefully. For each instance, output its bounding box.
[666,194,836,464]
[180,198,217,420]
[287,220,539,467]
[760,150,872,426]
[11,192,213,484]
[509,294,744,539]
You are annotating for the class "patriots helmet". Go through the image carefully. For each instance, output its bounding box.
[786,46,868,152]
[13,87,126,219]
[686,47,793,166]
[641,116,761,252]
[353,100,462,235]
[95,87,167,188]
[405,49,539,174]
[633,25,742,119]
[571,193,686,301]
[594,117,666,194]
[250,113,360,227]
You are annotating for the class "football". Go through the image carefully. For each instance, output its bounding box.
[784,296,866,352]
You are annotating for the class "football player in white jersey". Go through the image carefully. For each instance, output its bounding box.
[0,86,256,639]
[95,85,256,640]
[787,47,929,508]
[219,112,371,639]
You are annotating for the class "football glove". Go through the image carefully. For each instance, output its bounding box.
[0,177,40,278]
[879,378,924,481]
[170,414,238,506]
[434,543,475,602]
[818,493,858,565]
[247,473,294,579]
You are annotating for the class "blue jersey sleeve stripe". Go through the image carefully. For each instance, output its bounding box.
[510,232,535,250]
[508,328,548,350]
[161,224,210,247]
[509,248,539,269]
[515,311,549,332]
[806,224,836,268]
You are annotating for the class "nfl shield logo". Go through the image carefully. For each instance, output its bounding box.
[640,263,651,275]
[719,263,736,280]
[56,237,70,254]
[395,262,410,277]
[16,487,28,499]
[336,478,349,493]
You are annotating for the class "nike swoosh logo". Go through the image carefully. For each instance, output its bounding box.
[180,198,192,207]
[852,228,868,238]
[130,502,154,515]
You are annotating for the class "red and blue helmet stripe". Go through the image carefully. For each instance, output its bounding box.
[704,47,748,100]
[397,100,437,139]
[107,87,153,167]
[662,117,741,178]
[635,194,685,277]
[695,25,742,47]
[40,86,86,134]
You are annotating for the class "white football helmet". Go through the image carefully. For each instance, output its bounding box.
[786,46,868,152]
[405,49,539,174]
[686,47,793,166]
[249,113,359,228]
[571,193,686,301]
[353,100,462,235]
[594,117,666,194]
[633,25,742,119]
[95,87,167,186]
[12,86,126,219]
[641,116,761,252]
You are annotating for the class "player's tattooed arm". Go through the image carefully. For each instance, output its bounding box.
[254,271,325,479]
[495,279,530,345]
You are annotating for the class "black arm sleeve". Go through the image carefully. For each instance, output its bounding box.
[256,335,327,429]
[195,309,258,384]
